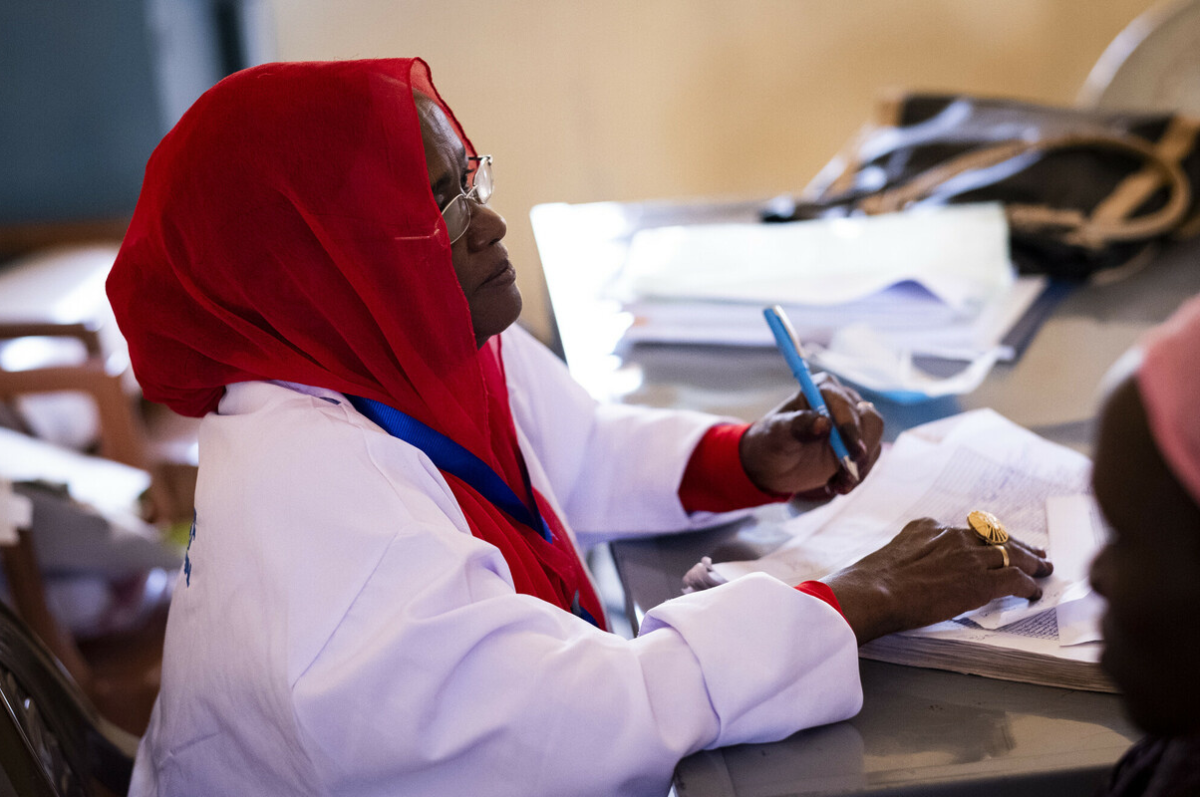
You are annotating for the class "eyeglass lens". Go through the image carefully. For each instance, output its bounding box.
[471,158,493,204]
[445,157,493,244]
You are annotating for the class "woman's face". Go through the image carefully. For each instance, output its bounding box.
[416,95,522,348]
[1090,375,1200,735]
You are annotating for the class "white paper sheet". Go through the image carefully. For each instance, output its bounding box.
[0,427,152,536]
[714,410,1094,631]
[620,275,1046,359]
[0,478,34,546]
[1056,581,1105,646]
[1047,495,1109,645]
[806,328,1005,399]
[717,435,951,585]
[1045,494,1109,584]
[616,203,1012,311]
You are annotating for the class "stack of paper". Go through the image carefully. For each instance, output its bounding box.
[621,278,1046,359]
[713,409,1113,692]
[608,204,1052,397]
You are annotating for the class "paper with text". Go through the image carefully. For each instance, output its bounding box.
[714,410,1097,640]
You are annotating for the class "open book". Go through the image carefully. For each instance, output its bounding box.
[714,409,1115,693]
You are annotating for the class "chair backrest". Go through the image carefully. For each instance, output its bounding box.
[1078,0,1200,114]
[0,599,137,795]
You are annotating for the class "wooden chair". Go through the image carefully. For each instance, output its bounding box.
[0,590,139,795]
[0,237,189,744]
[0,433,177,739]
[0,242,198,524]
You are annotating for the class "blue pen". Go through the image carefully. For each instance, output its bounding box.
[763,305,860,483]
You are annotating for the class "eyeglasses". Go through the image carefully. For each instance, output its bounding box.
[440,155,493,245]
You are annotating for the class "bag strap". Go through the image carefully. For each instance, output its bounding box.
[348,395,554,543]
[858,131,1193,248]
[818,94,907,199]
[1092,116,1200,232]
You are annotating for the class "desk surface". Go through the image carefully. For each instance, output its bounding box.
[531,199,1200,795]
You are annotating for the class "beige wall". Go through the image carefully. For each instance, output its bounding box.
[269,0,1159,342]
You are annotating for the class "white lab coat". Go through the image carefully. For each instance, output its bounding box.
[130,325,862,796]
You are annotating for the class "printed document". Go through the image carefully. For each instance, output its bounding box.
[714,410,1107,654]
[608,204,1051,399]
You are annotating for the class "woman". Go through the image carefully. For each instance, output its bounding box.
[1092,295,1200,795]
[108,59,1051,795]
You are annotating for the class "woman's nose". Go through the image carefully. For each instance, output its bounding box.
[466,202,506,250]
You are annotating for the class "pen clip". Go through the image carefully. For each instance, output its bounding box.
[770,305,807,359]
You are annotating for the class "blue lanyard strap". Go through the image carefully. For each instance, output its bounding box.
[348,396,553,543]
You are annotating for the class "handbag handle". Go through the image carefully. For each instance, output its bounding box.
[859,132,1192,248]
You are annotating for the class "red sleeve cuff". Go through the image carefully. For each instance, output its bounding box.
[678,423,792,513]
[796,580,846,620]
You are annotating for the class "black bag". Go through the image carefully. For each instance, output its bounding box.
[765,94,1200,280]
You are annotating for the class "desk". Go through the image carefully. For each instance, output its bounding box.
[532,199,1200,795]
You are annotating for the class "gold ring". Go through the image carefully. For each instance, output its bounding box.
[967,510,1009,545]
[994,544,1010,569]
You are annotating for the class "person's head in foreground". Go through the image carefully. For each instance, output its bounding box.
[1092,294,1200,795]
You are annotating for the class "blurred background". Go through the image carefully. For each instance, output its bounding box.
[0,0,1195,763]
[0,0,1163,343]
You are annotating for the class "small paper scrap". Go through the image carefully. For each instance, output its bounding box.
[0,479,34,546]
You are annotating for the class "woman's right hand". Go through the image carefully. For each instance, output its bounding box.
[823,518,1054,645]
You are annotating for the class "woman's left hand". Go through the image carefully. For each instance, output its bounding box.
[739,375,884,496]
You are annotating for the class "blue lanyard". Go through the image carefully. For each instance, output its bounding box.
[348,396,553,543]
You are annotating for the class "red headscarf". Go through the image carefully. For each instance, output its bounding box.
[107,59,604,627]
